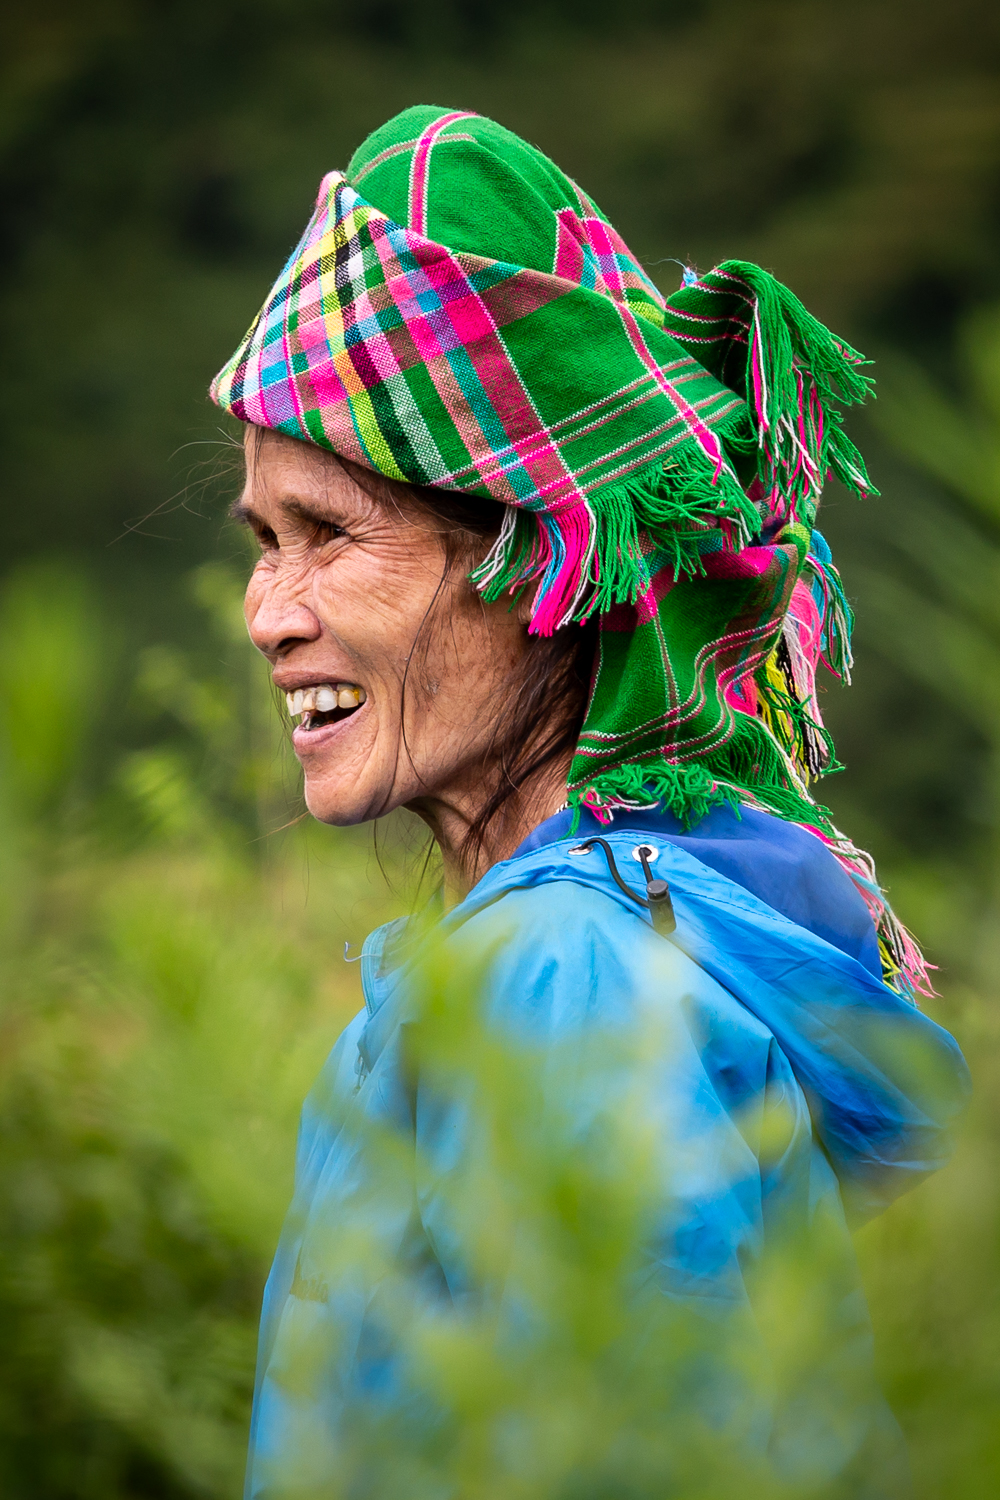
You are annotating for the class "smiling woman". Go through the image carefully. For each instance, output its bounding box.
[210,106,969,1498]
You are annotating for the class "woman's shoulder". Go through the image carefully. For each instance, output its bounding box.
[442,830,969,1217]
[456,875,651,991]
[443,846,763,1042]
[513,802,883,977]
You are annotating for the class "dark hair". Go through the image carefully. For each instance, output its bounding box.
[333,454,597,872]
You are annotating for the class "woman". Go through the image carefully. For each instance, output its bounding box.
[213,107,968,1497]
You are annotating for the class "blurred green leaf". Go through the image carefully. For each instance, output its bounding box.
[872,351,1000,527]
[0,561,103,814]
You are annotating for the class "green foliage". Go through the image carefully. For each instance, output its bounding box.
[837,305,1000,1497]
[0,562,103,816]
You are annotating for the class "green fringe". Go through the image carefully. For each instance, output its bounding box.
[479,261,878,625]
[825,416,875,498]
[753,674,842,781]
[708,712,832,824]
[666,260,879,520]
[476,508,539,606]
[625,442,760,578]
[729,256,877,513]
[567,760,741,834]
[716,258,875,411]
[475,438,761,622]
[582,449,759,617]
[569,713,837,837]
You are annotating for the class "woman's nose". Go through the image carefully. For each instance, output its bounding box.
[244,572,322,659]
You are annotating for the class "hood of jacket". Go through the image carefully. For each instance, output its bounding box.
[359,809,969,1224]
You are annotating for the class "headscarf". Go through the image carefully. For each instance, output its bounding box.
[211,105,929,996]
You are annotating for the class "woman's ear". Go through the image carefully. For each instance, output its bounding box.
[513,586,534,629]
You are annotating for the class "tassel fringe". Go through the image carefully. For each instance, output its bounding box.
[803,828,938,1000]
[568,760,742,833]
[805,546,855,681]
[665,259,878,525]
[755,634,841,781]
[471,435,759,635]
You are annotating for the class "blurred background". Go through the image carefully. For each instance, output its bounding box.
[2,2,1000,1495]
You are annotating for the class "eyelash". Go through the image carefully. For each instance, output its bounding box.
[254,521,345,552]
[311,521,345,545]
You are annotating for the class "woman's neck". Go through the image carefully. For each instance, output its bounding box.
[407,758,571,909]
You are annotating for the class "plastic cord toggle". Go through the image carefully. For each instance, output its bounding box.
[568,838,676,937]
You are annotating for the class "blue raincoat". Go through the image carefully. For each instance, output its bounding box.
[245,805,969,1498]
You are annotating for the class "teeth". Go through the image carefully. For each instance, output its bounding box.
[285,683,366,719]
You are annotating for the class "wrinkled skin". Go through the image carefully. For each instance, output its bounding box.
[235,428,566,900]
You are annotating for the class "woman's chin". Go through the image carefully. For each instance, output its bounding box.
[294,711,384,824]
[302,776,380,827]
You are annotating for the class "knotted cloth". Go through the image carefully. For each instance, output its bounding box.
[211,105,929,995]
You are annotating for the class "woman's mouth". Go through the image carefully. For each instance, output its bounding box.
[286,682,367,733]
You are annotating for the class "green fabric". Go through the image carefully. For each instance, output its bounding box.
[211,106,765,635]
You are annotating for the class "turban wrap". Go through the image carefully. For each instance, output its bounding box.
[211,105,929,996]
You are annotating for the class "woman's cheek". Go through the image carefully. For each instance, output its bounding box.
[243,563,270,629]
[316,572,405,661]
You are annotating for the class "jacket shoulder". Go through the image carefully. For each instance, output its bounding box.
[447,871,750,1041]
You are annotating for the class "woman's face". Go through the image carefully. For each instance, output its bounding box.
[236,429,532,832]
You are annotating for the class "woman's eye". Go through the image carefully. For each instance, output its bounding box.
[311,521,346,547]
[245,517,345,554]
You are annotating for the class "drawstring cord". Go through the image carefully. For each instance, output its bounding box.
[569,838,676,936]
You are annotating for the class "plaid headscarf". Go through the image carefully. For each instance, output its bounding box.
[212,106,929,995]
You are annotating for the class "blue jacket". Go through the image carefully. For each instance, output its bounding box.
[245,805,969,1498]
